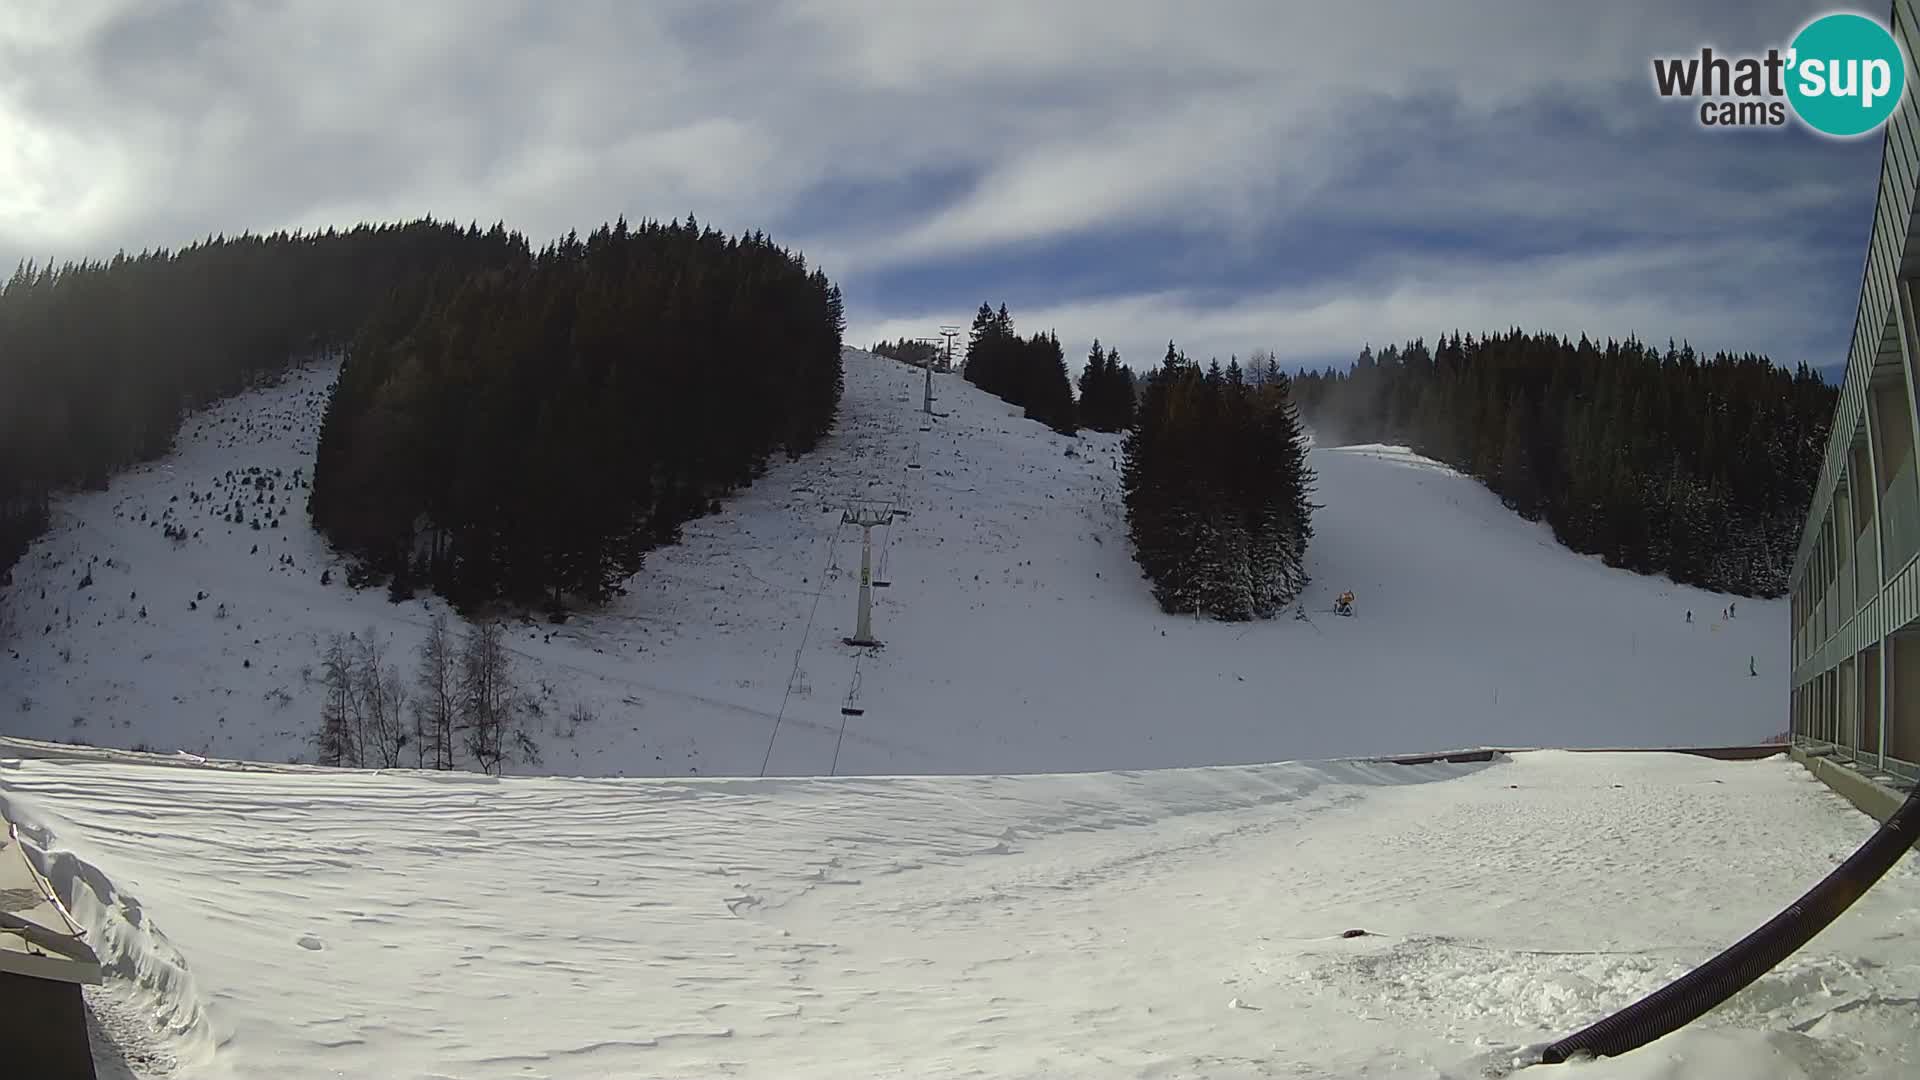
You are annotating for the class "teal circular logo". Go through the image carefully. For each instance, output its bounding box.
[1786,13,1907,137]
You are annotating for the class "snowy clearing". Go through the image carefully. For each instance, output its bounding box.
[1,743,1914,1078]
[1,349,1783,778]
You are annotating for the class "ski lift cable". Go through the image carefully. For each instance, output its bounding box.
[760,518,846,778]
[831,656,864,777]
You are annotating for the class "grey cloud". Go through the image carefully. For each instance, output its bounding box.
[855,224,1863,379]
[0,0,1872,381]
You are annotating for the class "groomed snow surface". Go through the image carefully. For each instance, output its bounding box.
[2,349,1783,777]
[2,743,1916,1078]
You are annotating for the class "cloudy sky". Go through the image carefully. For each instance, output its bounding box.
[0,0,1888,376]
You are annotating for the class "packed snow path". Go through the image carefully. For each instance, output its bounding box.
[3,745,1916,1078]
[1,350,1784,777]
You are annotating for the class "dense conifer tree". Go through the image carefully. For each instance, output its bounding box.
[1078,339,1110,427]
[961,303,1078,433]
[1077,340,1137,432]
[1122,342,1315,620]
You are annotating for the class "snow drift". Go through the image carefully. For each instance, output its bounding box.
[1,742,1914,1078]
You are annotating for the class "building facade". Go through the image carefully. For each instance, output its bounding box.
[1789,0,1920,787]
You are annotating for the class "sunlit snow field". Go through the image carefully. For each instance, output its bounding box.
[3,350,1784,777]
[2,348,1877,1079]
[2,742,1915,1078]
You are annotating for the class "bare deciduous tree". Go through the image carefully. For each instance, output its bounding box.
[313,626,414,769]
[317,615,540,774]
[316,632,359,767]
[460,619,536,775]
[413,612,458,770]
[357,627,410,769]
[1245,349,1279,387]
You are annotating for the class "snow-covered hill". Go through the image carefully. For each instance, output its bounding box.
[1,348,1783,777]
[3,742,1915,1078]
[0,361,1903,1078]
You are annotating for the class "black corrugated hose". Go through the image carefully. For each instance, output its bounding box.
[1540,784,1919,1064]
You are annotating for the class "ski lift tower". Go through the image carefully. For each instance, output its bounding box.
[915,336,941,415]
[842,501,895,647]
[940,325,960,373]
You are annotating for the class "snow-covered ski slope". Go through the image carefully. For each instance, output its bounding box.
[3,743,1915,1078]
[2,348,1781,777]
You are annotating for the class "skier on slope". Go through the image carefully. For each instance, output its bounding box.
[1335,590,1355,616]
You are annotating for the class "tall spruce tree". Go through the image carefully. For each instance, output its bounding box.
[1079,339,1110,429]
[1106,346,1136,430]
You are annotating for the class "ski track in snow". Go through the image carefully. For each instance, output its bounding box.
[2,350,1784,779]
[1,747,1915,1078]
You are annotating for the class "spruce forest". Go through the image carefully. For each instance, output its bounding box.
[0,217,1834,627]
[0,221,529,579]
[309,217,846,615]
[1123,346,1317,620]
[0,216,845,620]
[869,338,946,369]
[1291,331,1836,598]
